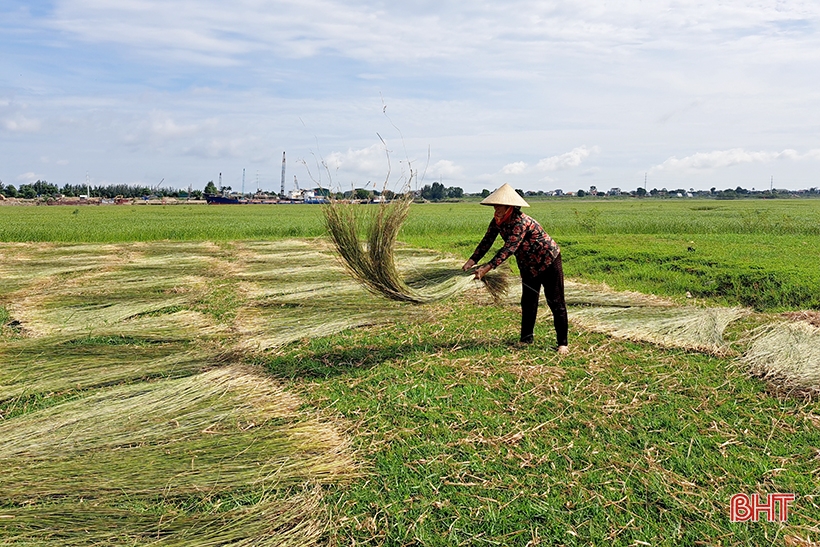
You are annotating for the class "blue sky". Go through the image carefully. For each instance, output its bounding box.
[2,0,820,194]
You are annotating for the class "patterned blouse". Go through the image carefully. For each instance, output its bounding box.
[470,209,561,278]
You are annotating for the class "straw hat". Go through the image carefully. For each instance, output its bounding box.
[480,183,530,207]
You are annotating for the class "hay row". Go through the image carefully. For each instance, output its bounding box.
[0,367,355,545]
[569,305,748,355]
[0,486,328,547]
[0,367,305,458]
[741,320,820,394]
[0,344,214,402]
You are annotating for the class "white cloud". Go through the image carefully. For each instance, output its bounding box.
[16,172,39,183]
[42,0,820,78]
[148,113,199,139]
[4,2,820,192]
[501,161,528,175]
[649,148,820,173]
[536,146,598,172]
[183,138,248,159]
[428,159,463,179]
[324,144,389,176]
[3,116,41,133]
[494,146,598,180]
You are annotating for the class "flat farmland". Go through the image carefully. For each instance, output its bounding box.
[1,198,820,545]
[2,198,819,310]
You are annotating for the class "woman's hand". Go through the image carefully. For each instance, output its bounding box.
[474,264,493,280]
[462,259,476,271]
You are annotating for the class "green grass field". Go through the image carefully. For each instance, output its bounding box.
[1,199,820,545]
[2,198,818,310]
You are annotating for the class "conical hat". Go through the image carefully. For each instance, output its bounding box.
[480,183,530,207]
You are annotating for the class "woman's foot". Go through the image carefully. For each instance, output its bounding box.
[557,345,569,355]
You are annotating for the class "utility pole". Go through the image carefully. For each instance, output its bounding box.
[242,168,245,197]
[280,152,286,198]
[86,171,90,198]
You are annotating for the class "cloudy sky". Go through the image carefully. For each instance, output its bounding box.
[2,0,819,194]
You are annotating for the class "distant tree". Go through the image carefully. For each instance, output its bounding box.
[204,181,218,194]
[3,185,18,198]
[19,185,37,199]
[382,189,396,200]
[481,189,491,198]
[515,188,525,198]
[22,180,59,197]
[354,188,371,200]
[636,187,647,197]
[421,182,446,201]
[446,186,464,199]
[577,189,586,197]
[650,188,659,196]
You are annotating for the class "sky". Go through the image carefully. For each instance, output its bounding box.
[2,0,820,195]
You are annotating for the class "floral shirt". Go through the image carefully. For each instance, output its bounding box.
[470,209,561,277]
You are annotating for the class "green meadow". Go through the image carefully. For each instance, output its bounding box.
[1,198,820,545]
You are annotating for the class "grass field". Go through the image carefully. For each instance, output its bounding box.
[2,198,818,310]
[1,199,820,545]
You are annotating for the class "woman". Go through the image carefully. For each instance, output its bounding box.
[462,184,569,354]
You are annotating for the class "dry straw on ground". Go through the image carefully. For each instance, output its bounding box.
[569,305,748,355]
[0,366,355,545]
[324,196,509,303]
[741,320,820,395]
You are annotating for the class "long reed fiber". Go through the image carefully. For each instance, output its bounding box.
[569,305,747,354]
[324,197,509,303]
[0,367,355,545]
[0,487,328,546]
[741,320,820,393]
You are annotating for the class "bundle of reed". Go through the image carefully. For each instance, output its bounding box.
[741,320,820,395]
[0,367,355,546]
[323,196,508,303]
[569,305,747,355]
[0,488,327,546]
[563,280,675,308]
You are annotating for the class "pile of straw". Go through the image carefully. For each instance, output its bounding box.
[569,305,747,355]
[324,196,508,303]
[0,367,355,545]
[741,320,820,395]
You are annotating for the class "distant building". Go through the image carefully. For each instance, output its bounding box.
[607,188,621,196]
[589,185,598,196]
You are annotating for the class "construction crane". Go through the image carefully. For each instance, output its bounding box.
[280,152,286,198]
[293,175,299,190]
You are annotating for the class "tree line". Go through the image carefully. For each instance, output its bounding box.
[0,180,200,199]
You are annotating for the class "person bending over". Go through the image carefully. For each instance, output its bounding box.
[463,184,569,354]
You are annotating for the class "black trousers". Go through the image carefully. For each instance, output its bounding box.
[520,254,568,346]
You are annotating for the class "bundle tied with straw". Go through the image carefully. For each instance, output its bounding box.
[324,195,508,304]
